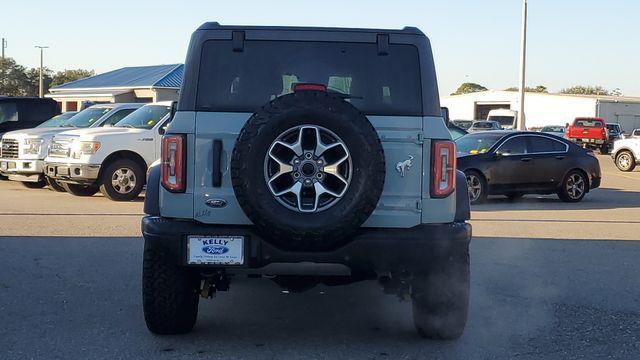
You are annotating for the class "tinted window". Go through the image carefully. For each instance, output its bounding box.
[197,40,422,116]
[473,122,496,129]
[0,103,19,124]
[575,119,603,127]
[104,109,136,126]
[527,136,567,153]
[499,136,527,155]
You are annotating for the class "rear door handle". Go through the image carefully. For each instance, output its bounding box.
[520,157,533,162]
[555,155,565,160]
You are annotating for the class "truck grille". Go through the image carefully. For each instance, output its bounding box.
[49,139,72,158]
[0,138,19,159]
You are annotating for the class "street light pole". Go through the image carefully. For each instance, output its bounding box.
[1,38,6,59]
[35,46,49,98]
[518,0,528,130]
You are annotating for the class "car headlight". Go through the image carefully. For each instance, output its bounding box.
[23,138,44,155]
[72,141,101,159]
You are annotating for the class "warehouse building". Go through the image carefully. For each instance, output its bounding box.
[46,64,183,112]
[441,90,640,132]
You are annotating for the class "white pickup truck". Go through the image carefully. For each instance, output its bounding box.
[611,129,640,172]
[0,104,142,190]
[44,102,173,201]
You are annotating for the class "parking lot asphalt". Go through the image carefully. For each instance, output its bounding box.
[1,155,639,359]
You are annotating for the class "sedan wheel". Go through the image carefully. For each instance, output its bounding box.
[615,151,636,172]
[558,170,588,202]
[465,171,486,204]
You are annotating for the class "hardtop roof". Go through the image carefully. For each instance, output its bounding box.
[196,22,425,36]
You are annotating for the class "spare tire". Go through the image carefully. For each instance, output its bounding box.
[231,90,385,251]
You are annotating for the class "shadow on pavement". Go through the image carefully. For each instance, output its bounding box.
[472,187,640,212]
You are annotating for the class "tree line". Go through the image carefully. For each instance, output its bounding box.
[0,57,94,97]
[451,83,620,96]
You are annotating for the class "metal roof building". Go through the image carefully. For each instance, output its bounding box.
[442,90,640,132]
[47,64,183,112]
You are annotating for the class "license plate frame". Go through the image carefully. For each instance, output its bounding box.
[187,235,245,265]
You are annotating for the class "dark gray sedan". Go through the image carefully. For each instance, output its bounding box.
[456,131,601,204]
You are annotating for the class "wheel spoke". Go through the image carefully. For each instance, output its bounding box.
[267,153,293,183]
[323,154,349,179]
[312,127,342,157]
[273,181,302,198]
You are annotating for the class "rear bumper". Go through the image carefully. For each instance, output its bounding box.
[141,216,472,275]
[44,161,101,184]
[0,158,44,180]
[570,138,605,145]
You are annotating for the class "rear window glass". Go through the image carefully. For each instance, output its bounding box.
[528,136,567,153]
[196,40,422,116]
[575,119,603,127]
[474,122,495,129]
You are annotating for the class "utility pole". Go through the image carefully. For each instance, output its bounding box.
[518,0,528,130]
[35,45,49,98]
[1,38,6,59]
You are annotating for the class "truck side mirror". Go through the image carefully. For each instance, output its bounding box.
[633,129,640,137]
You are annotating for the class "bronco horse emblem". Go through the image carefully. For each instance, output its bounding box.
[396,155,414,177]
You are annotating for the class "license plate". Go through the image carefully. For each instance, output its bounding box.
[187,236,244,265]
[0,162,6,171]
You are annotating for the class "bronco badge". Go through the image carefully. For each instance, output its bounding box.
[396,155,414,177]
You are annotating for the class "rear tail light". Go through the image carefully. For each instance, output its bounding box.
[161,135,186,192]
[431,140,457,198]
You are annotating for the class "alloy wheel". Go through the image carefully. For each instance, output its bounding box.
[617,153,632,171]
[264,125,352,213]
[465,174,482,203]
[111,167,137,194]
[565,173,585,200]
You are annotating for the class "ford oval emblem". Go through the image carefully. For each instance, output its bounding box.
[202,245,229,255]
[205,199,228,208]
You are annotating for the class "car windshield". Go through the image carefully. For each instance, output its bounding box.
[63,108,112,128]
[36,113,77,128]
[455,133,504,155]
[488,116,515,127]
[114,105,170,129]
[542,126,564,132]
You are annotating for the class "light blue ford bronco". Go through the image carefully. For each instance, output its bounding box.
[142,22,472,339]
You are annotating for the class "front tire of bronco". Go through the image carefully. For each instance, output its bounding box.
[411,245,470,340]
[142,240,200,335]
[99,158,144,201]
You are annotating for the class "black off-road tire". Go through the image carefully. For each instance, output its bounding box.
[230,91,385,251]
[411,244,470,340]
[62,183,99,197]
[21,180,47,189]
[142,240,200,335]
[615,150,636,172]
[45,176,67,192]
[99,158,145,201]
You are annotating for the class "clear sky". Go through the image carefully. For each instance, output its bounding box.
[3,0,639,96]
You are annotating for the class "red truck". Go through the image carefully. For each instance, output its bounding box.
[566,117,609,154]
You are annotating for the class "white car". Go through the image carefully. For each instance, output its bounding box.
[0,104,142,190]
[44,102,174,201]
[611,129,640,172]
